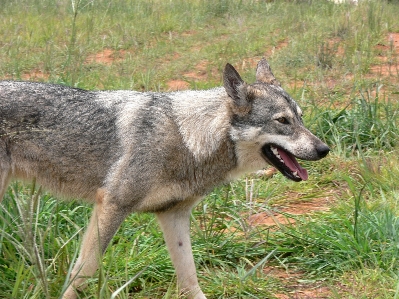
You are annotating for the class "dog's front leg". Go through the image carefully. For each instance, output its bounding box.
[156,203,206,299]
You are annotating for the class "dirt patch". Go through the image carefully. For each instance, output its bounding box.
[183,59,219,81]
[181,30,197,37]
[274,288,332,299]
[264,266,332,298]
[86,48,127,65]
[167,59,219,89]
[166,79,190,91]
[248,192,334,227]
[364,32,399,98]
[12,48,130,80]
[21,69,49,81]
[246,167,336,227]
[370,32,399,77]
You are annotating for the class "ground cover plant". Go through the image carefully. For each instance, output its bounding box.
[0,0,399,298]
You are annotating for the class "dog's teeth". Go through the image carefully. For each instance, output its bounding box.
[293,171,299,178]
[271,147,286,165]
[271,147,283,161]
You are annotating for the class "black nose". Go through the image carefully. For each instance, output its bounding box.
[317,143,330,158]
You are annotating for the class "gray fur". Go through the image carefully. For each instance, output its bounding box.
[0,59,329,299]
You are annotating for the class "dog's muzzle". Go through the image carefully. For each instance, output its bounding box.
[261,143,329,182]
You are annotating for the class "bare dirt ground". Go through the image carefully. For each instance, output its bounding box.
[249,184,337,298]
[371,32,399,77]
[85,48,127,65]
[270,265,332,299]
[248,192,333,227]
[21,69,49,81]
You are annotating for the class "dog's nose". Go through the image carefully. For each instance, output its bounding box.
[317,144,330,158]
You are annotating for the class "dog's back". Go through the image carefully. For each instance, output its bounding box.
[0,81,122,200]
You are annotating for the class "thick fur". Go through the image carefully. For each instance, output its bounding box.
[0,59,329,299]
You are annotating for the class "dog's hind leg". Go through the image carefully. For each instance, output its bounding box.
[62,189,131,299]
[156,200,206,299]
[0,170,11,203]
[0,145,11,203]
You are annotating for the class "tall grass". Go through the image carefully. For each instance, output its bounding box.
[269,181,399,274]
[265,167,399,298]
[313,87,399,157]
[0,182,87,298]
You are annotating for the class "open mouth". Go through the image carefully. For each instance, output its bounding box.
[261,144,308,182]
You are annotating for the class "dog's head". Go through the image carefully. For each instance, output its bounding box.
[224,59,329,182]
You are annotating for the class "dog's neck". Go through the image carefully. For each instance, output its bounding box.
[170,87,232,162]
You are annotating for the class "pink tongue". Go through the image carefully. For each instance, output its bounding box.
[277,148,308,181]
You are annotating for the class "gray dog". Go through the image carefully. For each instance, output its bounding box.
[0,59,329,299]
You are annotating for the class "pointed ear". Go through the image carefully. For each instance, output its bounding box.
[256,58,280,86]
[223,63,252,114]
[223,63,244,101]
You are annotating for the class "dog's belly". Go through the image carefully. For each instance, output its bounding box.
[8,145,112,202]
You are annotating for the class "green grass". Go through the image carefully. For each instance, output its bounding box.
[1,0,399,298]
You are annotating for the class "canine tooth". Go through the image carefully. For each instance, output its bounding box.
[293,171,299,178]
[271,147,283,162]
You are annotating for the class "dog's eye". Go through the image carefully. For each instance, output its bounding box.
[277,117,288,124]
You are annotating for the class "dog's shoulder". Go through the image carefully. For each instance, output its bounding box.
[167,87,232,161]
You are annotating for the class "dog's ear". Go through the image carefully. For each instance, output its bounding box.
[223,63,251,114]
[223,63,244,100]
[256,58,280,86]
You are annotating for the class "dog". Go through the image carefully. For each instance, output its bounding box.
[0,59,329,299]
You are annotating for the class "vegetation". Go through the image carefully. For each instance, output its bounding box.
[0,0,399,298]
